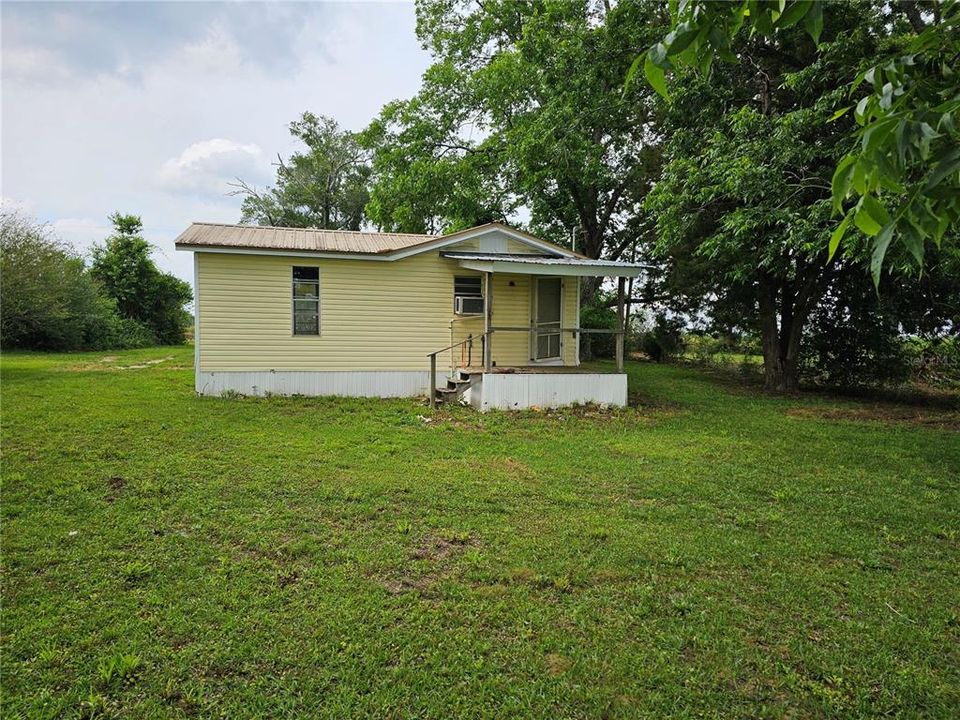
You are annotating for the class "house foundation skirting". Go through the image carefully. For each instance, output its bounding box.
[464,372,627,411]
[196,370,431,398]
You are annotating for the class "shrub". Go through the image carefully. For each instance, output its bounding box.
[800,287,912,388]
[1,213,121,351]
[90,214,192,345]
[638,314,685,362]
[580,302,618,359]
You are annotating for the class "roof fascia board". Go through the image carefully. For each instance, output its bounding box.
[457,259,643,278]
[176,245,397,261]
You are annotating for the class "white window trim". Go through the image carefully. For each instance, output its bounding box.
[292,265,321,337]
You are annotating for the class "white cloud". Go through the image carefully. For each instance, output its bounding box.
[1,2,432,286]
[1,45,74,84]
[158,138,271,198]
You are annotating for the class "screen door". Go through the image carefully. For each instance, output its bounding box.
[534,277,562,361]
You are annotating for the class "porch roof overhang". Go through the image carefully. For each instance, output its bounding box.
[440,251,647,278]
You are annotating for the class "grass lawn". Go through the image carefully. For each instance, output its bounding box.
[3,346,958,719]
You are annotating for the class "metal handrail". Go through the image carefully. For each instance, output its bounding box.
[426,324,626,407]
[489,326,623,334]
[427,331,491,408]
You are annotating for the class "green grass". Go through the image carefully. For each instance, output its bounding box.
[3,346,958,719]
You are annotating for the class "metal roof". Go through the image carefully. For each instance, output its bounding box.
[441,251,648,278]
[440,251,647,268]
[175,222,436,255]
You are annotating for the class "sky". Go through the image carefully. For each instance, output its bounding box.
[1,1,431,284]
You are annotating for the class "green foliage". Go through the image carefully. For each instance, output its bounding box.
[909,336,960,387]
[90,214,192,345]
[831,3,960,284]
[96,652,141,687]
[800,286,914,389]
[640,0,960,283]
[0,213,152,351]
[638,313,685,362]
[234,113,370,229]
[645,8,866,389]
[362,0,665,261]
[578,301,618,359]
[3,347,959,716]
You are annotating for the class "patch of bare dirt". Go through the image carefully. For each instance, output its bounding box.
[118,356,174,370]
[380,576,435,595]
[277,570,299,588]
[410,531,473,561]
[62,355,176,372]
[785,405,960,431]
[376,530,477,596]
[545,653,573,676]
[105,475,127,502]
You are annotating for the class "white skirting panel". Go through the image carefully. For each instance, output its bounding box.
[196,370,431,398]
[468,373,627,411]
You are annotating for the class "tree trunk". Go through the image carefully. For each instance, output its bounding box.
[758,278,801,392]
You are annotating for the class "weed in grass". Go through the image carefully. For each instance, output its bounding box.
[80,690,109,719]
[35,641,62,667]
[437,528,470,544]
[96,652,141,687]
[120,561,153,586]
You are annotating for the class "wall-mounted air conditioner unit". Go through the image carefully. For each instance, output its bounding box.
[455,296,485,315]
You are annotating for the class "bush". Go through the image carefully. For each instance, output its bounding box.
[81,303,156,350]
[639,314,685,362]
[0,212,157,352]
[2,214,112,350]
[90,213,192,345]
[580,302,618,359]
[906,337,960,388]
[800,286,912,388]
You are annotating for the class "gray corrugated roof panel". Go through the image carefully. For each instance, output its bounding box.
[175,222,436,254]
[440,251,650,269]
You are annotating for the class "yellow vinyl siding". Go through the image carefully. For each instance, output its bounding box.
[563,276,579,365]
[449,274,579,368]
[197,252,580,372]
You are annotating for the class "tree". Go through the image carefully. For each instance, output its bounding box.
[646,3,892,391]
[636,0,960,283]
[90,214,192,345]
[233,113,370,229]
[0,212,152,351]
[362,0,667,293]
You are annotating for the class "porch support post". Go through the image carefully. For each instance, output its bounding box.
[484,271,493,372]
[615,276,626,373]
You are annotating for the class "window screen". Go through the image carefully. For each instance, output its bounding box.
[292,266,320,335]
[454,276,482,307]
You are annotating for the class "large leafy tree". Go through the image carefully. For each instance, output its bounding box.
[362,0,666,294]
[647,3,896,391]
[638,0,960,283]
[233,113,370,229]
[90,214,192,345]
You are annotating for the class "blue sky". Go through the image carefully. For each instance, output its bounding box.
[1,1,430,283]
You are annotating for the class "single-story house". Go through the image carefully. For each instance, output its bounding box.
[175,222,644,410]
